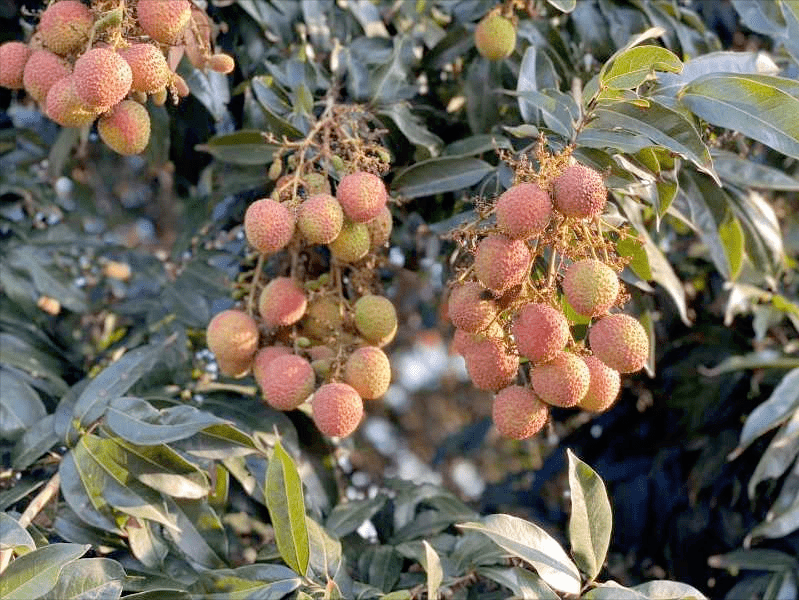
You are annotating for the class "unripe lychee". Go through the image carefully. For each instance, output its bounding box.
[298,194,343,245]
[447,282,496,334]
[562,259,620,318]
[0,42,32,89]
[366,205,392,249]
[208,53,235,74]
[474,13,516,60]
[512,303,569,364]
[354,295,397,347]
[206,309,259,377]
[45,76,100,127]
[119,44,171,94]
[328,220,370,262]
[589,314,648,373]
[39,1,93,55]
[97,100,151,155]
[492,386,549,439]
[336,171,388,223]
[495,183,552,239]
[312,382,363,438]
[308,345,335,377]
[302,296,344,339]
[463,335,519,392]
[474,234,531,294]
[580,356,621,412]
[136,0,192,44]
[258,277,307,328]
[302,172,331,195]
[344,346,391,400]
[257,354,315,411]
[244,198,295,254]
[553,163,607,219]
[531,351,590,408]
[73,48,133,110]
[23,50,71,104]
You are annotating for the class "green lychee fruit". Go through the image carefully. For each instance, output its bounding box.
[298,194,343,245]
[302,172,331,195]
[553,163,607,219]
[579,355,621,412]
[45,75,100,127]
[73,48,133,110]
[336,171,388,223]
[366,204,393,249]
[312,382,363,437]
[23,49,72,104]
[119,43,171,94]
[463,335,519,392]
[474,234,531,294]
[589,313,648,373]
[328,220,370,262]
[531,351,590,408]
[206,309,259,377]
[39,0,93,56]
[447,282,496,334]
[562,259,620,318]
[244,198,295,254]
[344,346,391,400]
[257,354,315,411]
[495,183,552,239]
[354,295,397,347]
[301,296,344,340]
[136,0,192,44]
[511,303,569,364]
[0,42,32,89]
[258,277,307,328]
[97,100,151,155]
[492,386,549,439]
[474,13,516,61]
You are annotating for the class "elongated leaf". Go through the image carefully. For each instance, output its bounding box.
[378,103,442,157]
[42,557,125,600]
[631,579,708,599]
[392,157,494,199]
[708,548,799,572]
[359,546,403,593]
[512,89,575,139]
[265,439,309,576]
[583,581,648,599]
[712,150,799,191]
[733,369,799,456]
[174,423,259,459]
[458,514,581,594]
[59,451,121,534]
[196,130,280,166]
[477,566,560,600]
[325,494,387,538]
[748,410,799,499]
[0,368,46,441]
[0,543,88,600]
[190,564,301,600]
[655,51,778,97]
[0,512,35,553]
[603,46,682,90]
[306,516,352,595]
[547,0,575,12]
[12,413,56,470]
[164,498,227,569]
[126,517,169,569]
[726,188,785,278]
[422,541,443,600]
[567,450,612,580]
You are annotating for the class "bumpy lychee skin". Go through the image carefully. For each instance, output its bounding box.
[553,163,607,219]
[39,1,93,55]
[23,50,72,104]
[46,76,100,127]
[580,355,621,412]
[531,351,590,408]
[258,277,307,328]
[589,313,649,373]
[474,13,516,61]
[244,198,295,254]
[562,259,620,318]
[463,335,519,392]
[495,183,552,239]
[447,282,496,334]
[492,386,549,440]
[344,346,391,400]
[257,354,315,411]
[312,383,364,438]
[119,44,171,94]
[252,345,292,380]
[298,194,343,245]
[512,303,570,364]
[366,204,393,249]
[206,309,259,377]
[328,220,370,262]
[474,234,531,294]
[336,171,388,223]
[136,0,192,44]
[97,100,151,155]
[452,321,504,356]
[0,42,32,89]
[354,295,397,347]
[302,296,344,339]
[73,48,133,110]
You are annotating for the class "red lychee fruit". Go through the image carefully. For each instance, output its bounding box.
[463,335,519,392]
[589,313,649,373]
[562,259,620,318]
[136,0,192,45]
[258,277,307,328]
[298,194,343,245]
[206,309,259,377]
[495,183,552,239]
[511,303,569,364]
[579,355,621,412]
[447,282,497,334]
[257,354,315,411]
[492,386,549,439]
[252,345,292,378]
[531,351,590,408]
[119,43,171,94]
[344,346,391,400]
[45,75,100,127]
[97,100,151,155]
[336,171,388,223]
[354,295,397,347]
[39,0,93,56]
[244,198,295,254]
[312,382,364,437]
[73,48,133,110]
[552,163,607,219]
[474,234,531,294]
[366,204,393,249]
[0,42,32,89]
[23,50,72,104]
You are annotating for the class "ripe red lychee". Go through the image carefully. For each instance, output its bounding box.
[136,0,192,45]
[312,382,364,438]
[298,194,343,245]
[336,171,388,223]
[562,259,620,318]
[512,303,569,364]
[463,335,519,392]
[354,295,397,347]
[328,220,370,262]
[0,42,32,89]
[301,296,343,339]
[447,282,496,334]
[495,183,552,239]
[38,0,93,55]
[344,346,391,400]
[474,234,531,294]
[474,13,516,60]
[452,321,504,357]
[23,50,72,104]
[531,351,590,408]
[244,198,295,254]
[206,309,259,377]
[252,345,292,379]
[492,386,549,439]
[258,277,307,328]
[73,48,133,110]
[579,355,621,412]
[257,354,315,411]
[366,204,393,249]
[553,163,607,219]
[119,43,171,94]
[589,313,649,373]
[45,76,100,127]
[97,100,151,155]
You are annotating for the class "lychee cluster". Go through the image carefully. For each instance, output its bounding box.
[0,0,236,155]
[447,146,650,440]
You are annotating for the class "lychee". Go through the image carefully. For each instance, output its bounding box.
[530,351,590,408]
[208,53,235,74]
[73,48,133,110]
[136,0,192,45]
[23,50,72,104]
[45,76,100,127]
[474,13,516,61]
[579,356,621,412]
[354,295,397,347]
[312,382,364,438]
[562,259,620,318]
[119,44,171,94]
[258,277,307,328]
[97,100,151,155]
[447,282,496,334]
[463,334,519,392]
[474,234,531,294]
[0,42,32,89]
[206,309,259,377]
[244,198,295,254]
[302,296,344,339]
[38,0,93,55]
[452,320,504,357]
[251,345,292,379]
[257,354,315,411]
[308,345,335,377]
[298,194,343,245]
[366,204,392,249]
[328,220,370,263]
[589,313,649,373]
[336,171,388,223]
[344,346,391,400]
[512,303,569,364]
[495,183,552,239]
[492,386,549,439]
[553,163,607,219]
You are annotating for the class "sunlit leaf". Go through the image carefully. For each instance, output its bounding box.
[603,45,682,90]
[0,543,88,600]
[567,450,612,580]
[0,512,35,554]
[477,566,560,600]
[41,557,125,600]
[0,368,46,441]
[632,579,709,599]
[422,541,443,600]
[733,369,799,457]
[392,157,494,199]
[163,497,227,569]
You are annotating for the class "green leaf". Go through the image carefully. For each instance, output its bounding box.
[422,541,443,600]
[195,130,280,166]
[708,549,798,573]
[174,423,259,459]
[733,368,799,457]
[546,0,576,13]
[42,557,125,600]
[679,73,799,159]
[631,580,709,599]
[712,150,799,191]
[0,513,35,554]
[583,581,648,599]
[616,234,652,281]
[726,187,785,278]
[654,51,778,97]
[477,566,560,600]
[12,414,57,470]
[0,369,46,441]
[392,157,494,199]
[513,89,575,139]
[567,450,612,580]
[719,213,745,281]
[325,494,387,538]
[443,134,511,157]
[379,103,442,158]
[603,46,682,90]
[358,546,403,593]
[305,517,345,588]
[189,564,301,600]
[0,334,68,398]
[458,514,581,594]
[265,439,309,576]
[0,543,88,600]
[163,498,227,569]
[126,517,169,569]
